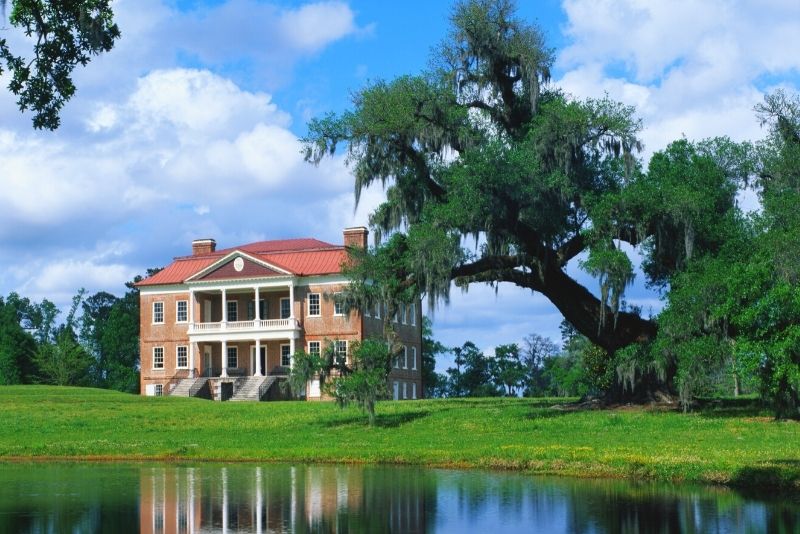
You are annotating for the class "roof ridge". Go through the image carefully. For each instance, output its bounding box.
[260,246,344,256]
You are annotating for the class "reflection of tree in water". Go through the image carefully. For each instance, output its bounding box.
[0,463,140,534]
[1,462,799,532]
[544,478,798,534]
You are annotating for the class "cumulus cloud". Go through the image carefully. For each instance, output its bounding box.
[557,0,800,157]
[279,1,360,52]
[0,1,367,309]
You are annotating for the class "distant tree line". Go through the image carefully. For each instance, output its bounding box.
[0,272,152,392]
[422,319,756,401]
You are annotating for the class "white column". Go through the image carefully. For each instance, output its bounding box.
[189,342,195,378]
[255,339,262,376]
[221,288,227,325]
[189,288,195,325]
[255,286,260,322]
[221,340,228,377]
[289,282,295,320]
[289,336,295,369]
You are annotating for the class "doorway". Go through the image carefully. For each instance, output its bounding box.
[203,345,212,377]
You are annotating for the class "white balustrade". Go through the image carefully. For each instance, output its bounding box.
[190,318,298,334]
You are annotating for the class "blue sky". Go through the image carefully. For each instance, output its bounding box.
[0,0,798,359]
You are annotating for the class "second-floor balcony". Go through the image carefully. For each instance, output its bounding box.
[189,318,300,336]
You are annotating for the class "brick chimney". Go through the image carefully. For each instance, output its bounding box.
[192,238,216,256]
[343,227,369,249]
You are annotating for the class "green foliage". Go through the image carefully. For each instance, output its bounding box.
[325,339,392,426]
[0,299,36,384]
[492,344,526,395]
[285,349,327,398]
[421,317,449,397]
[446,342,499,397]
[649,90,800,417]
[520,333,559,396]
[304,0,658,354]
[0,0,120,129]
[33,329,92,386]
[80,286,140,393]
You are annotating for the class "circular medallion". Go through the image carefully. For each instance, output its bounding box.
[233,257,244,272]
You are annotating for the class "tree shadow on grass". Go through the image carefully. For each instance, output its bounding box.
[694,397,771,419]
[730,460,800,497]
[524,407,582,420]
[322,410,430,429]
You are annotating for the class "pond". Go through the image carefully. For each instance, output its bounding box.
[0,462,797,533]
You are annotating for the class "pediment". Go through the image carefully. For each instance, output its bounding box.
[187,251,291,282]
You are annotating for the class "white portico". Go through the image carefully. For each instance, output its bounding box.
[184,250,301,378]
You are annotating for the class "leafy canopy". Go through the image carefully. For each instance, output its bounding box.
[0,0,119,129]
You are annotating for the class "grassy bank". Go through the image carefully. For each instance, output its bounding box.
[2,386,799,490]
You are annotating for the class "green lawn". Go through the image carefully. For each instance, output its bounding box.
[2,386,798,490]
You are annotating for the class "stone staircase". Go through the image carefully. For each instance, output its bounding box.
[169,377,203,397]
[230,376,277,401]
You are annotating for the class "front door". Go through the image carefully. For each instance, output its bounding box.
[203,346,212,377]
[250,346,267,375]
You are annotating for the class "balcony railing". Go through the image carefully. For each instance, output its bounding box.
[189,318,299,334]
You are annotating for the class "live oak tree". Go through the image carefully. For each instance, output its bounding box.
[0,0,119,129]
[655,90,800,417]
[303,0,739,365]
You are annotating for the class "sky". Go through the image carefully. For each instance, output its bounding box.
[1,0,799,362]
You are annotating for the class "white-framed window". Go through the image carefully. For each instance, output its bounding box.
[308,293,320,316]
[227,346,238,369]
[176,346,188,368]
[393,307,399,323]
[152,302,164,324]
[280,297,291,319]
[308,341,321,356]
[402,382,408,399]
[153,347,164,369]
[333,292,344,316]
[412,347,417,370]
[410,303,416,326]
[281,344,291,366]
[227,301,238,322]
[374,302,381,319]
[399,303,406,324]
[393,381,399,400]
[155,384,163,397]
[176,300,188,323]
[393,350,400,369]
[335,340,347,362]
[412,383,417,399]
[402,346,408,369]
[364,305,371,319]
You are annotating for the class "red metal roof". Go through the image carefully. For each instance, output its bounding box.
[260,249,347,276]
[136,257,218,286]
[136,238,347,286]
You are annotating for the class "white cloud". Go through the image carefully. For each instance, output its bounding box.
[557,0,800,158]
[279,1,359,52]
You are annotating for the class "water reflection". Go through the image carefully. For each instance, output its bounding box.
[0,462,797,533]
[139,464,430,533]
